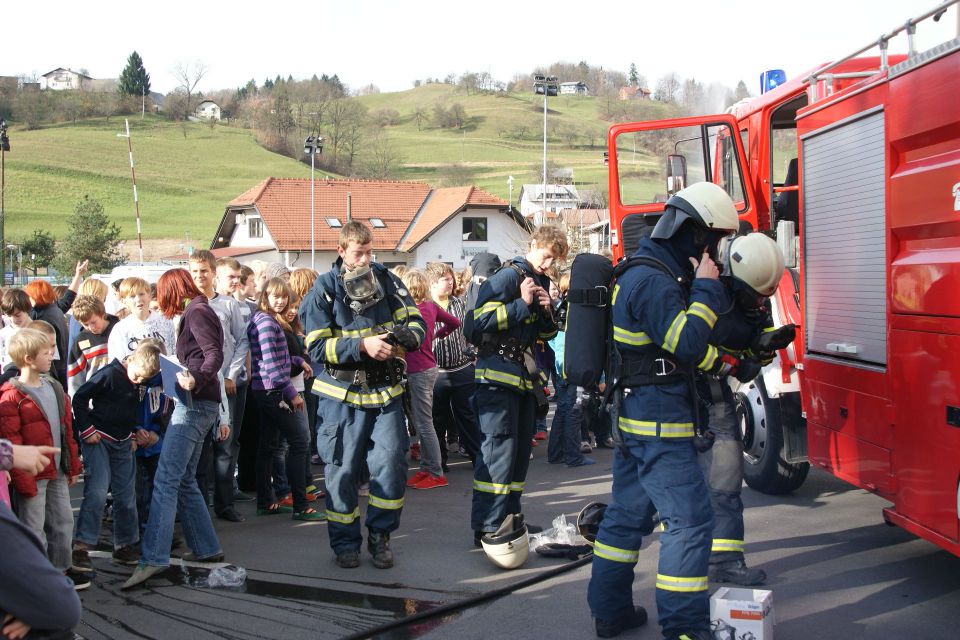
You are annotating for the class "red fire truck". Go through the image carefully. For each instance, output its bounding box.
[606,1,960,555]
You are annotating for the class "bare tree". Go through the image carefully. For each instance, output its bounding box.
[654,73,681,103]
[171,60,208,118]
[412,106,427,131]
[363,128,405,179]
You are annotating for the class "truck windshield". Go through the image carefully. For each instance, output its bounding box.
[615,121,747,211]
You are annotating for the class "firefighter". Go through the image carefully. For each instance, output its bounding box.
[587,182,739,640]
[300,221,426,570]
[697,233,796,585]
[465,224,568,546]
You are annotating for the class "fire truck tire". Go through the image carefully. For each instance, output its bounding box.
[737,376,809,495]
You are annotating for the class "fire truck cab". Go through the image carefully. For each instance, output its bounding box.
[606,2,960,555]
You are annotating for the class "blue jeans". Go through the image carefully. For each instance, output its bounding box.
[408,367,443,476]
[547,380,586,465]
[141,400,222,567]
[75,439,139,548]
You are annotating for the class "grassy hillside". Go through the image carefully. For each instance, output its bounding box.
[3,115,310,243]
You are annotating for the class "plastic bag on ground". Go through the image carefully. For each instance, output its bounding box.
[205,565,247,588]
[528,513,579,548]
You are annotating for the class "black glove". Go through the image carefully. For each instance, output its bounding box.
[734,358,763,383]
[389,326,420,351]
[751,324,797,353]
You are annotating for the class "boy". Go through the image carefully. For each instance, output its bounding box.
[0,288,34,370]
[0,328,86,589]
[108,277,176,362]
[70,340,166,572]
[67,294,120,397]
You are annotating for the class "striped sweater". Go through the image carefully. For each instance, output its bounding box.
[247,311,303,402]
[66,315,119,397]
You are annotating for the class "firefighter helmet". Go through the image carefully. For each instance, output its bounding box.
[480,513,529,569]
[719,232,785,297]
[576,502,608,546]
[651,182,740,240]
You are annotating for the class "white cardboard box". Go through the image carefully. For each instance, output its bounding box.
[710,587,774,640]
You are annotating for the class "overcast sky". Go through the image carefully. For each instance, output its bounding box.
[5,0,956,95]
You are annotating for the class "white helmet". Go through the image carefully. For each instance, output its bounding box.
[651,181,740,240]
[719,233,786,296]
[481,513,529,570]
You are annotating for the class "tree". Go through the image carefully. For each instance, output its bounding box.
[18,229,56,277]
[118,51,151,96]
[412,106,427,131]
[629,63,639,87]
[654,73,681,103]
[51,196,125,275]
[172,60,208,118]
[733,80,751,102]
[362,128,405,179]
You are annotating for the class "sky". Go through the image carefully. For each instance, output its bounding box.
[4,0,956,96]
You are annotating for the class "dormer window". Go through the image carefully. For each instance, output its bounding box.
[326,218,342,228]
[370,218,385,228]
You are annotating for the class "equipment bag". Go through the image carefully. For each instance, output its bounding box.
[563,253,615,387]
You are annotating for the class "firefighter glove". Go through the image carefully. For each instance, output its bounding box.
[734,358,763,383]
[390,326,420,351]
[752,324,797,353]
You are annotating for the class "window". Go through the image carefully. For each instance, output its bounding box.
[248,218,263,238]
[462,217,488,242]
[370,217,386,228]
[326,217,342,228]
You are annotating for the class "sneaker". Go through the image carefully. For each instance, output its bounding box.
[458,446,470,459]
[112,545,141,565]
[232,490,255,502]
[181,551,225,563]
[278,494,294,508]
[307,489,326,501]
[292,508,327,522]
[72,546,94,573]
[595,605,648,638]
[709,559,767,585]
[406,470,431,488]
[217,508,246,522]
[409,443,421,461]
[121,563,166,590]
[66,569,92,591]
[336,550,360,569]
[257,503,294,515]
[413,474,448,490]
[367,531,394,569]
[531,438,538,447]
[580,441,593,453]
[534,430,547,441]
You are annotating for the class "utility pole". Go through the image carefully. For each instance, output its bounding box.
[117,119,144,264]
[0,120,10,281]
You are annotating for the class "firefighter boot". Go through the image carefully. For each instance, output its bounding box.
[367,531,394,569]
[594,605,648,638]
[710,559,766,585]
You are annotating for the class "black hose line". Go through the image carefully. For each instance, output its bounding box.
[339,553,594,640]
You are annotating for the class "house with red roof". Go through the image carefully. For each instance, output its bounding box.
[210,178,529,270]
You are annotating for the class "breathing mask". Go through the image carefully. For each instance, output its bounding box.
[341,263,384,314]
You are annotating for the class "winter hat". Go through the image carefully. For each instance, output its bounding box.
[263,262,290,280]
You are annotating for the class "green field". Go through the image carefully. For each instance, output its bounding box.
[3,85,680,246]
[2,115,311,243]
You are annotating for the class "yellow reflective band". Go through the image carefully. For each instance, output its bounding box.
[613,326,652,346]
[476,368,523,388]
[660,422,695,438]
[618,417,658,436]
[393,306,422,323]
[655,574,709,593]
[687,302,718,328]
[473,301,504,320]
[305,328,333,346]
[325,508,360,524]
[473,480,511,495]
[340,323,392,338]
[509,482,525,492]
[712,538,745,553]
[594,541,640,564]
[496,305,508,330]
[662,311,687,354]
[698,345,719,371]
[326,337,340,365]
[345,384,404,407]
[762,325,777,333]
[312,379,348,401]
[611,284,620,306]
[368,494,404,510]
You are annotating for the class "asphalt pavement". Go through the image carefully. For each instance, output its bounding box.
[71,441,960,640]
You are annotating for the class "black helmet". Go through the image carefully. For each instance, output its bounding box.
[651,182,740,240]
[576,502,607,546]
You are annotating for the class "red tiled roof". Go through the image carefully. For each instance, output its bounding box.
[234,178,433,251]
[398,186,506,252]
[561,208,609,226]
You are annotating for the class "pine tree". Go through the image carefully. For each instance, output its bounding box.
[629,63,639,87]
[51,196,125,275]
[118,51,151,96]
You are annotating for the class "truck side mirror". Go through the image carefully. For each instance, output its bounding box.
[666,154,687,195]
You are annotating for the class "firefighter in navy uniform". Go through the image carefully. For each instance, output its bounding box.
[465,225,568,546]
[587,182,739,640]
[696,232,796,586]
[300,221,426,570]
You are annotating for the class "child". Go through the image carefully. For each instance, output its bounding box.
[107,277,176,362]
[67,294,120,397]
[0,288,34,371]
[131,342,174,536]
[70,340,165,572]
[0,328,86,589]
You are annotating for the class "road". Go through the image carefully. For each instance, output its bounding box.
[72,445,960,640]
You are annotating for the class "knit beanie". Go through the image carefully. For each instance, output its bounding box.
[263,262,290,280]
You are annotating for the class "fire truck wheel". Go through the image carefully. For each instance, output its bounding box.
[736,376,809,495]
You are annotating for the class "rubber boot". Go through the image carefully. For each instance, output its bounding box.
[594,605,647,638]
[710,558,766,585]
[367,531,394,569]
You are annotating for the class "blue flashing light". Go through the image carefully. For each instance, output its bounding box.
[760,69,787,94]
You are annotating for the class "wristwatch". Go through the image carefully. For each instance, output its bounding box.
[0,438,13,472]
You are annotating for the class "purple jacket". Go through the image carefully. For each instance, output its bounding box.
[176,295,224,403]
[248,311,304,402]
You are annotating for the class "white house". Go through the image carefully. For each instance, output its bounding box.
[195,100,221,121]
[40,68,92,91]
[210,178,529,271]
[518,184,581,225]
[560,81,588,95]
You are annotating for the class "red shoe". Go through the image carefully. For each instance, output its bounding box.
[406,470,430,488]
[414,474,449,490]
[531,438,538,447]
[278,494,293,508]
[534,430,547,441]
[410,443,421,461]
